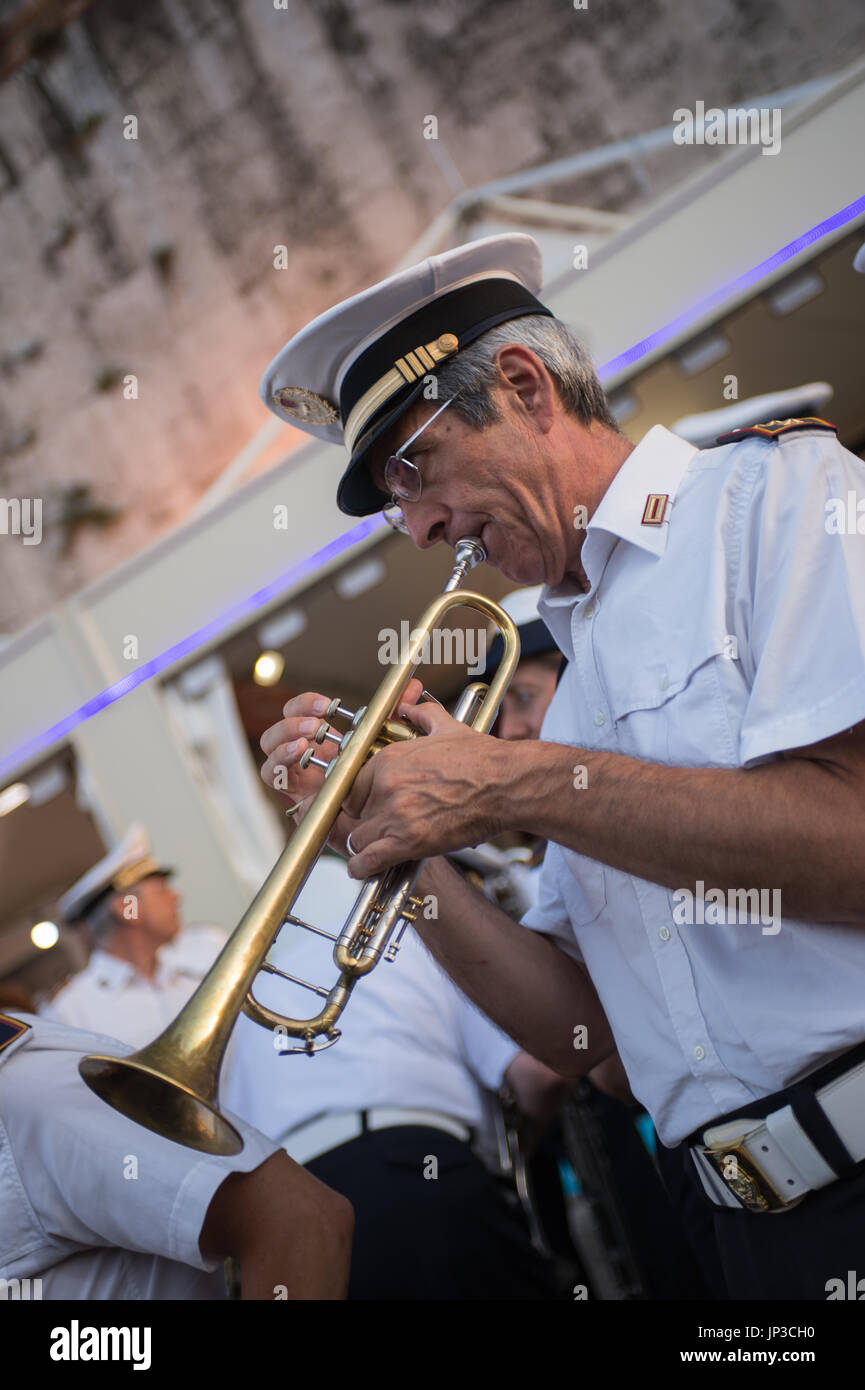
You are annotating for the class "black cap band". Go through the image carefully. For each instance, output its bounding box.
[337,278,552,517]
[483,617,559,680]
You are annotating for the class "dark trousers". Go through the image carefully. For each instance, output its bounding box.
[306,1125,560,1300]
[654,1133,730,1300]
[665,1141,865,1300]
[664,1042,865,1300]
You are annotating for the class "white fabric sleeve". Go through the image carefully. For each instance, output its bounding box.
[734,432,865,766]
[519,842,585,964]
[1,1025,280,1273]
[453,989,520,1090]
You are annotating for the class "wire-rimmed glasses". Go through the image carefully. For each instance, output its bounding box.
[381,394,459,534]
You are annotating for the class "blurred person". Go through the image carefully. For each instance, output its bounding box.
[224,852,561,1301]
[42,825,224,1047]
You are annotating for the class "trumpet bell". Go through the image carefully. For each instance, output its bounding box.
[79,1051,244,1156]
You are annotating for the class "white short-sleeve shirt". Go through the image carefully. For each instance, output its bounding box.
[0,1014,279,1300]
[223,856,519,1144]
[40,945,212,1050]
[523,423,865,1146]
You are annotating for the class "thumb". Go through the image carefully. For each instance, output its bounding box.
[396,676,424,709]
[397,698,458,737]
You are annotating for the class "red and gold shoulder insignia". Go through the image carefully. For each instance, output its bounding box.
[715,417,838,446]
[0,1013,30,1053]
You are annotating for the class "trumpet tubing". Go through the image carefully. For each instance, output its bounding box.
[78,539,521,1154]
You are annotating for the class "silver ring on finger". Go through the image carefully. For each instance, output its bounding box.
[346,831,357,857]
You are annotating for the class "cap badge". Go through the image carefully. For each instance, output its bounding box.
[641,493,669,526]
[273,388,339,425]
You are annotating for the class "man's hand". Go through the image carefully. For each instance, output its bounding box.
[258,681,425,856]
[504,1051,574,1124]
[342,699,505,879]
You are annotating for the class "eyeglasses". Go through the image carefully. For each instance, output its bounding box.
[381,394,459,534]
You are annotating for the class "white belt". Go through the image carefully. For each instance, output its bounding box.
[690,1058,865,1213]
[283,1108,474,1166]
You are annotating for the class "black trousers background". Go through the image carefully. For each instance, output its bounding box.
[666,1141,865,1299]
[306,1124,560,1300]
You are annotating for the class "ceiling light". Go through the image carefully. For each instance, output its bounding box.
[766,268,824,316]
[31,920,59,949]
[254,651,285,686]
[0,782,30,816]
[676,332,731,377]
[257,607,307,649]
[334,555,387,600]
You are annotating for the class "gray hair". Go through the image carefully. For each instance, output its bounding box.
[84,893,121,945]
[432,314,617,432]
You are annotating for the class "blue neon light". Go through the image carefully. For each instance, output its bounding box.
[0,517,385,781]
[598,193,865,379]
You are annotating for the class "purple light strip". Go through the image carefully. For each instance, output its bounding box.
[598,194,865,379]
[0,516,386,782]
[3,195,864,784]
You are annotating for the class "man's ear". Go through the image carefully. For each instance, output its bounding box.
[494,345,556,429]
[108,890,127,925]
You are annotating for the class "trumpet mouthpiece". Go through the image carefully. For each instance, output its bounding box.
[445,536,486,591]
[455,535,486,565]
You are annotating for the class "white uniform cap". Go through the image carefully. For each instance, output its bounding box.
[672,382,833,449]
[498,585,545,629]
[258,234,549,517]
[57,823,174,924]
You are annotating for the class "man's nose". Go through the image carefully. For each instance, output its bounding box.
[404,501,448,549]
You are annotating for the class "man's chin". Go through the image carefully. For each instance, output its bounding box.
[495,552,548,585]
[481,527,549,585]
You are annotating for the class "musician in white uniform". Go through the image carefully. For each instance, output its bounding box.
[257,234,865,1300]
[0,1007,352,1300]
[224,853,560,1299]
[42,825,225,1047]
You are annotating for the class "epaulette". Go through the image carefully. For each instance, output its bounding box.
[0,1013,30,1054]
[714,417,838,446]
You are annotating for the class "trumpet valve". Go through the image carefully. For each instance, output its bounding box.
[299,747,331,772]
[325,697,367,729]
[383,896,425,961]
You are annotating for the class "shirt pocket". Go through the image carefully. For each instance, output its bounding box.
[554,844,608,926]
[606,640,739,769]
[0,1123,48,1267]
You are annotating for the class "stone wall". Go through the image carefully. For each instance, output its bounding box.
[1,0,863,632]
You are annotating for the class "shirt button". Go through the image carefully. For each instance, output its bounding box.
[659,926,671,941]
[583,604,595,619]
[594,710,606,726]
[660,674,670,691]
[693,1045,706,1061]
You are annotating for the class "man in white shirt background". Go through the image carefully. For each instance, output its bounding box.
[224,851,561,1300]
[42,824,225,1048]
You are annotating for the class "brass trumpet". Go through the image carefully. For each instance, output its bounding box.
[79,538,521,1155]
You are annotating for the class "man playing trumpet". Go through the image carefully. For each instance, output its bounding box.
[258,234,865,1301]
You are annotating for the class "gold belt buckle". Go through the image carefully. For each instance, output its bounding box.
[701,1136,799,1213]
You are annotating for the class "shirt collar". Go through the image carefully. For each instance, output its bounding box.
[89,947,175,989]
[586,424,698,558]
[89,949,135,989]
[538,425,698,658]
